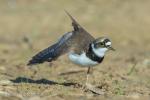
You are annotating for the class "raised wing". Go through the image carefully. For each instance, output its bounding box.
[27,32,73,65]
[64,10,95,52]
[27,11,95,66]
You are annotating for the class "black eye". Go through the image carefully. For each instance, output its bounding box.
[100,42,104,45]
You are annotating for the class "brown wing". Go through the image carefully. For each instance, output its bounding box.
[64,10,95,53]
[27,11,95,65]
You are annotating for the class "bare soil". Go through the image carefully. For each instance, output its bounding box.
[0,0,150,100]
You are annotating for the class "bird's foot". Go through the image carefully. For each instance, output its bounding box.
[82,83,105,95]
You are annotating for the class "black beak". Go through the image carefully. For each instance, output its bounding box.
[109,47,115,51]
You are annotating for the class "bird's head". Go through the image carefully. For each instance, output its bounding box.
[91,37,115,57]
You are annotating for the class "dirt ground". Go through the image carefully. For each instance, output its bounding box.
[0,0,150,100]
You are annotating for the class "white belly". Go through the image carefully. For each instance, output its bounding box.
[68,52,98,67]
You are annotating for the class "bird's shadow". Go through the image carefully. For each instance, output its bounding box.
[10,77,82,87]
[11,77,104,95]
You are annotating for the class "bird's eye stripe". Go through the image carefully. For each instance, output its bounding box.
[104,39,110,42]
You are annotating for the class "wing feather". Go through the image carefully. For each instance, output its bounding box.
[27,11,95,66]
[27,32,72,65]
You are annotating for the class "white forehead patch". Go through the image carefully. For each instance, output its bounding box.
[106,42,111,46]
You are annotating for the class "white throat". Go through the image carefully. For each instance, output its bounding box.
[91,44,108,57]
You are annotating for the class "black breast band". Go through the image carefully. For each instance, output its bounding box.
[86,44,104,63]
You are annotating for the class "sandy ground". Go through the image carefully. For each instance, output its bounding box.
[0,0,150,100]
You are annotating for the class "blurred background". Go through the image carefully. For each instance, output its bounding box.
[0,0,150,100]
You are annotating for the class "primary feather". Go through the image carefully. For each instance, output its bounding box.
[27,32,72,65]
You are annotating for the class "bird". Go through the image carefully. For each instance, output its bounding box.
[27,11,115,87]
